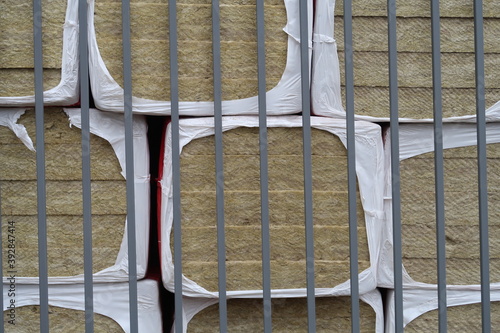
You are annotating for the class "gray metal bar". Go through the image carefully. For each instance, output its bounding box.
[212,0,228,328]
[33,0,49,330]
[256,0,272,329]
[79,0,95,331]
[121,1,139,331]
[387,0,403,331]
[168,0,183,329]
[342,1,360,331]
[430,0,447,331]
[299,0,315,331]
[473,0,491,331]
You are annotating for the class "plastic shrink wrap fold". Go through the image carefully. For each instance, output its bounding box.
[2,279,162,332]
[159,116,384,304]
[0,108,149,283]
[379,122,500,288]
[0,0,79,106]
[88,0,312,115]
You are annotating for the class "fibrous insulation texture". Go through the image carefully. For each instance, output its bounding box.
[93,0,288,102]
[176,126,369,291]
[333,0,500,119]
[187,297,376,332]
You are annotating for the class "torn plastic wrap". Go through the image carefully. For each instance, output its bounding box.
[379,122,500,288]
[0,108,149,283]
[2,279,162,333]
[173,289,384,333]
[0,0,79,106]
[88,0,313,115]
[159,116,384,320]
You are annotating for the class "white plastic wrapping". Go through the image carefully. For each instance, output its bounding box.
[159,116,385,299]
[174,289,384,333]
[0,108,150,283]
[88,0,313,115]
[310,0,345,118]
[385,286,500,332]
[379,121,500,288]
[2,279,162,333]
[0,0,79,106]
[0,109,34,151]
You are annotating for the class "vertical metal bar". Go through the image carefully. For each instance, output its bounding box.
[473,0,491,331]
[299,0,315,331]
[387,0,403,331]
[212,0,228,328]
[169,0,184,329]
[430,0,447,331]
[342,1,360,331]
[33,0,49,330]
[79,0,95,330]
[121,0,139,331]
[256,0,272,329]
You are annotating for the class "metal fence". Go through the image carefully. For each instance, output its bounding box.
[0,0,493,331]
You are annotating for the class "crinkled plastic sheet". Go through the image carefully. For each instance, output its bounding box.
[159,116,385,301]
[174,288,384,333]
[379,122,500,288]
[2,279,162,333]
[0,0,79,106]
[385,286,500,332]
[88,0,313,115]
[0,108,150,283]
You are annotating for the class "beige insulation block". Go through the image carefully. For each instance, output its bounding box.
[331,1,500,119]
[0,0,65,96]
[188,297,376,332]
[404,302,500,332]
[400,144,500,285]
[93,0,288,101]
[0,108,126,277]
[176,127,369,291]
[3,305,123,332]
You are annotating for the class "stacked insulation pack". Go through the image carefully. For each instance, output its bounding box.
[160,116,386,332]
[312,0,500,120]
[0,0,79,106]
[0,108,150,282]
[0,108,158,330]
[88,0,312,115]
[381,122,500,330]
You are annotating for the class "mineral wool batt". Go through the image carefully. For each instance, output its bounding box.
[93,0,288,102]
[0,108,126,278]
[176,126,369,291]
[400,144,500,285]
[188,297,377,332]
[0,0,65,97]
[332,0,500,119]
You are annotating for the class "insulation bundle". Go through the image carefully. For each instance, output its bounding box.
[0,107,149,283]
[379,122,500,287]
[160,116,385,298]
[88,0,313,115]
[312,0,500,120]
[186,295,380,332]
[0,0,79,106]
[385,287,500,333]
[2,279,162,332]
